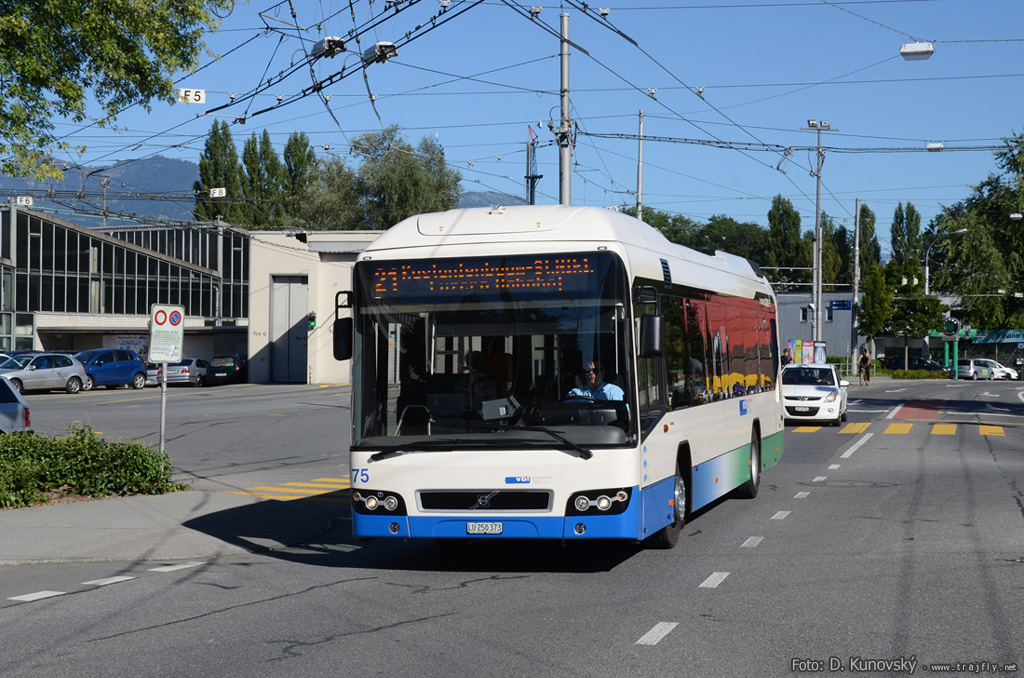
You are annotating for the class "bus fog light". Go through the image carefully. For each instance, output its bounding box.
[597,495,612,511]
[574,496,590,511]
[616,490,629,502]
[389,522,400,534]
[574,523,586,535]
[364,495,379,510]
[383,496,399,511]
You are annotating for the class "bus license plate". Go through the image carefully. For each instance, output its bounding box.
[467,522,502,535]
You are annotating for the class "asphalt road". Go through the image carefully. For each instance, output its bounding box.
[2,379,1022,677]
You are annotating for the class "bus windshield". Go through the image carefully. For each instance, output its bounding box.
[350,252,636,450]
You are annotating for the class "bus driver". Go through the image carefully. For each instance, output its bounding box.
[568,361,624,401]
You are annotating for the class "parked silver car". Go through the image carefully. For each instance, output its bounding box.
[956,358,993,380]
[0,352,87,394]
[0,374,33,433]
[161,358,209,386]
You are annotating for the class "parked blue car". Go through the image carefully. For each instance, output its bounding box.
[73,348,148,390]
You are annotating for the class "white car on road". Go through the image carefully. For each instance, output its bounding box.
[781,363,849,426]
[977,359,1018,381]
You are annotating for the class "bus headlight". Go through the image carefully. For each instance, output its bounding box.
[351,489,407,515]
[567,488,631,516]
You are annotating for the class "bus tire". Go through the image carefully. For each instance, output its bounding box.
[647,463,686,549]
[736,430,761,499]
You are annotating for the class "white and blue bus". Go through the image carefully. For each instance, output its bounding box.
[334,205,784,548]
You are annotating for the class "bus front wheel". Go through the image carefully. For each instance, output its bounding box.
[736,430,761,499]
[647,464,686,549]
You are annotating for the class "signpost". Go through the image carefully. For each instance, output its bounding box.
[149,304,184,455]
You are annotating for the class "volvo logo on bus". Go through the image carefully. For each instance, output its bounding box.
[473,492,498,509]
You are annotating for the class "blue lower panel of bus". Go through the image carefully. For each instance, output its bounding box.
[351,487,649,540]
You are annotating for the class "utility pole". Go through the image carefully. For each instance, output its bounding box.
[636,110,644,220]
[557,13,572,205]
[525,138,542,205]
[800,120,838,344]
[850,198,861,372]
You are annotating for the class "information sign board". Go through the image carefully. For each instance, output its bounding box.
[149,304,185,362]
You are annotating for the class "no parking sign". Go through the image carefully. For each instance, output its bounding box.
[149,304,185,362]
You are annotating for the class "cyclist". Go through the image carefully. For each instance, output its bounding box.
[858,348,871,385]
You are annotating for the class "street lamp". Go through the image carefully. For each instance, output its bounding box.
[900,42,934,60]
[923,228,967,295]
[800,119,839,343]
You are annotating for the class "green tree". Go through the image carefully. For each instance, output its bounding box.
[857,262,893,346]
[932,210,1009,330]
[890,202,923,267]
[0,0,232,179]
[623,206,700,248]
[885,261,946,368]
[701,214,767,261]
[193,120,242,223]
[290,156,362,231]
[282,132,317,221]
[241,130,284,227]
[856,203,883,273]
[820,212,848,292]
[351,126,462,230]
[763,195,807,289]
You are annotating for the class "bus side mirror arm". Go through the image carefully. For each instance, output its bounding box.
[640,314,664,358]
[334,291,353,361]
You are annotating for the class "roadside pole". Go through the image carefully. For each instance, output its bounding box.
[149,304,185,458]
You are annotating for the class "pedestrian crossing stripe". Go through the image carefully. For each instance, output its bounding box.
[798,423,1007,436]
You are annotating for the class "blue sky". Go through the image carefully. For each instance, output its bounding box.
[54,0,1024,255]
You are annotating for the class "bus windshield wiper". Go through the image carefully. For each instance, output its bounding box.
[370,439,461,461]
[519,426,593,460]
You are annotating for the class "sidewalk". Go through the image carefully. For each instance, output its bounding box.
[0,478,334,565]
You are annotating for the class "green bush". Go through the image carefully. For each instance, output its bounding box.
[0,425,188,509]
[890,369,950,380]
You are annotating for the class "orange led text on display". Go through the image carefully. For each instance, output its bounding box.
[373,258,596,294]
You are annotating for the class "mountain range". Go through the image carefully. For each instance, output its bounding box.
[0,156,525,229]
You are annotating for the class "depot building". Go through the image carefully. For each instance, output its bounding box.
[2,205,379,384]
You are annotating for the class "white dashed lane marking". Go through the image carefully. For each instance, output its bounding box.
[8,591,65,602]
[7,562,207,604]
[771,511,790,520]
[83,576,136,587]
[636,622,679,645]
[741,536,763,548]
[149,562,206,573]
[699,572,730,589]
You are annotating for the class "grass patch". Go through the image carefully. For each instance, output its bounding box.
[0,425,189,509]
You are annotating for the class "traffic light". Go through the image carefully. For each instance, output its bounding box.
[307,311,317,329]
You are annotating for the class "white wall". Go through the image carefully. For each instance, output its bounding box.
[247,231,381,385]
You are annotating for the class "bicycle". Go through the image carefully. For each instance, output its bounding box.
[858,365,870,386]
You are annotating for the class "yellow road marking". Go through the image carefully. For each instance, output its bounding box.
[980,425,1005,436]
[840,422,870,434]
[282,482,350,489]
[245,486,323,494]
[931,424,956,435]
[313,477,349,483]
[793,426,822,433]
[226,491,305,500]
[884,423,913,434]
